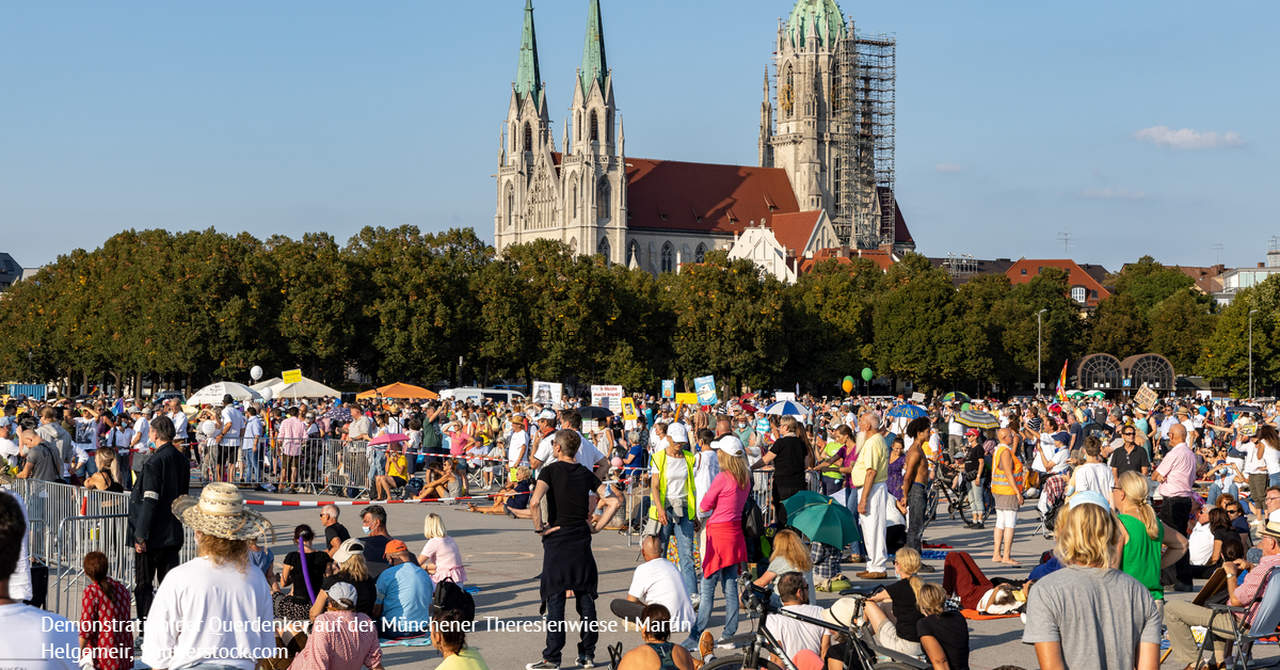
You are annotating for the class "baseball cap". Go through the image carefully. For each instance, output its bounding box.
[711,435,744,456]
[964,428,979,437]
[384,539,408,558]
[0,416,10,428]
[332,538,365,564]
[327,581,358,609]
[1068,490,1111,512]
[537,409,557,422]
[666,422,689,444]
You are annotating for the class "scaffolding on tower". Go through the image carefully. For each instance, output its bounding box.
[833,22,895,249]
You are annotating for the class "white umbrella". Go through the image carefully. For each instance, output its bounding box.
[268,377,341,399]
[250,377,283,391]
[188,381,262,405]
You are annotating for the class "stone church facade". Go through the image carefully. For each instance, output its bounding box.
[493,0,913,275]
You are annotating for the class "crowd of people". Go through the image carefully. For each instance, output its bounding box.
[2,388,1280,669]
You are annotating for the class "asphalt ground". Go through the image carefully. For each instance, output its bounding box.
[245,491,1278,670]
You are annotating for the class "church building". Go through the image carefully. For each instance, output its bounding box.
[493,0,914,278]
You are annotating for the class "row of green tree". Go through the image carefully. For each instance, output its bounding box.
[0,227,1274,396]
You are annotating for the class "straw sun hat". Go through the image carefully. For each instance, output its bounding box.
[171,482,272,541]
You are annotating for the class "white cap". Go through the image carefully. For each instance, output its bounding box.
[537,409,557,422]
[711,435,744,456]
[667,422,689,443]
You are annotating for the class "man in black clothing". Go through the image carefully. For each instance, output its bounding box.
[320,503,351,556]
[526,429,621,670]
[128,415,187,621]
[752,415,811,527]
[1109,426,1151,479]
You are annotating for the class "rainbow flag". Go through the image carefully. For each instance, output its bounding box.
[1056,360,1069,402]
[112,397,125,415]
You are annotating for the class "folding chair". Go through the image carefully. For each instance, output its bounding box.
[1203,567,1280,669]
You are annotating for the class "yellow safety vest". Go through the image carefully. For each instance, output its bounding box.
[991,443,1025,495]
[649,449,697,520]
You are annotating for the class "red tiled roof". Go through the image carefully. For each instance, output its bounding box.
[800,247,896,273]
[622,157,800,233]
[770,211,823,256]
[1005,259,1112,306]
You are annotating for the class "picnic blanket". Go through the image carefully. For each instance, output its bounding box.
[380,634,433,648]
[960,608,1019,620]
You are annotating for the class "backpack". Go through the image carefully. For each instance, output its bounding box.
[741,493,765,541]
[431,576,475,622]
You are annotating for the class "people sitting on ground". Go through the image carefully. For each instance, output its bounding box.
[763,572,830,665]
[321,504,352,556]
[374,539,435,640]
[752,528,817,607]
[417,459,463,501]
[467,465,533,516]
[83,447,124,492]
[431,607,492,670]
[616,604,696,670]
[373,440,409,501]
[276,524,334,620]
[862,547,925,658]
[312,538,377,621]
[941,551,1029,614]
[79,550,134,670]
[1207,506,1241,566]
[1166,519,1280,668]
[916,582,971,670]
[610,535,694,636]
[418,513,466,585]
[288,581,385,670]
[359,505,399,576]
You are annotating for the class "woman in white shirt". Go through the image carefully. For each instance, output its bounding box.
[1068,437,1114,498]
[1243,431,1269,512]
[1258,425,1280,489]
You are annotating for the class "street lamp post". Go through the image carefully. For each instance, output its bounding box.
[1037,308,1048,396]
[1249,308,1259,399]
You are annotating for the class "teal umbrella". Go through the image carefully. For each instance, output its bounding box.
[942,391,970,403]
[781,491,861,548]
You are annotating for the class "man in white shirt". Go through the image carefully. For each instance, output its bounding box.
[0,418,19,469]
[130,406,153,477]
[610,535,694,635]
[1188,504,1215,568]
[241,406,265,487]
[167,398,190,447]
[0,489,77,668]
[507,415,530,470]
[217,395,245,482]
[763,572,829,664]
[947,409,965,457]
[1035,432,1071,516]
[532,410,607,477]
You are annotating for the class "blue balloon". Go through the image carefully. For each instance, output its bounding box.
[333,399,342,406]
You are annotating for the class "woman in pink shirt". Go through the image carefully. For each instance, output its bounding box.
[289,581,384,670]
[684,441,752,650]
[418,513,467,585]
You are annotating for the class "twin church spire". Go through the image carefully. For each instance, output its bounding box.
[511,0,613,111]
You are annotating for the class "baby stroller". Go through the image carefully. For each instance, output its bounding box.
[1035,471,1071,538]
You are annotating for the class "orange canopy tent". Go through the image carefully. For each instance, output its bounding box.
[355,382,439,400]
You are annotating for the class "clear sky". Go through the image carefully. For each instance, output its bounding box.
[2,1,1275,270]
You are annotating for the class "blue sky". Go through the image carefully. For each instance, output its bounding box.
[2,1,1275,270]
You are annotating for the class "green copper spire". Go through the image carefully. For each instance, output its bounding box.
[786,0,846,48]
[579,0,607,96]
[514,0,542,101]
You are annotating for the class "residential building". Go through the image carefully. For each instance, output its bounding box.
[1216,248,1280,304]
[1005,258,1112,309]
[0,253,22,292]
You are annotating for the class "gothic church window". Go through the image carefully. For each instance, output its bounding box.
[596,177,610,221]
[695,243,706,263]
[598,237,611,263]
[661,242,674,273]
[590,110,599,143]
[571,182,578,220]
[524,122,533,152]
[505,186,514,230]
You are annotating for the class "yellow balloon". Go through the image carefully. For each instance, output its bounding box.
[841,379,853,393]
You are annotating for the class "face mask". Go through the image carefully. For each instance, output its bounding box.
[361,525,370,535]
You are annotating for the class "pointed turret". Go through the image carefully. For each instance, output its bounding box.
[759,66,774,167]
[617,113,624,157]
[579,0,608,96]
[514,0,542,102]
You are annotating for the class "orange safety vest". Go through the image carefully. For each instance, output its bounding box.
[990,443,1025,495]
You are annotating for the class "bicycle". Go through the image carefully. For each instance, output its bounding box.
[697,582,927,670]
[924,460,970,526]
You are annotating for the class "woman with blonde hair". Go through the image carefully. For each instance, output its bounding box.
[1023,496,1160,670]
[311,538,376,620]
[862,547,925,657]
[418,512,466,585]
[83,447,123,492]
[1110,470,1187,601]
[915,582,970,670]
[752,528,818,606]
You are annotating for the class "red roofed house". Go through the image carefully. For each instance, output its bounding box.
[493,0,915,275]
[1005,259,1112,310]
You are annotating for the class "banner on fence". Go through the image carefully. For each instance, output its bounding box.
[661,380,675,399]
[590,385,624,414]
[532,381,563,408]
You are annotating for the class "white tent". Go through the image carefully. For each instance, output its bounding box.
[188,381,263,405]
[268,377,341,399]
[251,377,283,391]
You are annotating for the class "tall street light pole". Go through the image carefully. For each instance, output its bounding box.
[1249,308,1259,399]
[1037,308,1047,396]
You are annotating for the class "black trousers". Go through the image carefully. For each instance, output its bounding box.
[1159,495,1193,586]
[134,544,181,620]
[774,486,804,529]
[542,589,598,664]
[609,598,645,623]
[906,481,929,552]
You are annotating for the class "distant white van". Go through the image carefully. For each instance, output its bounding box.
[439,387,527,404]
